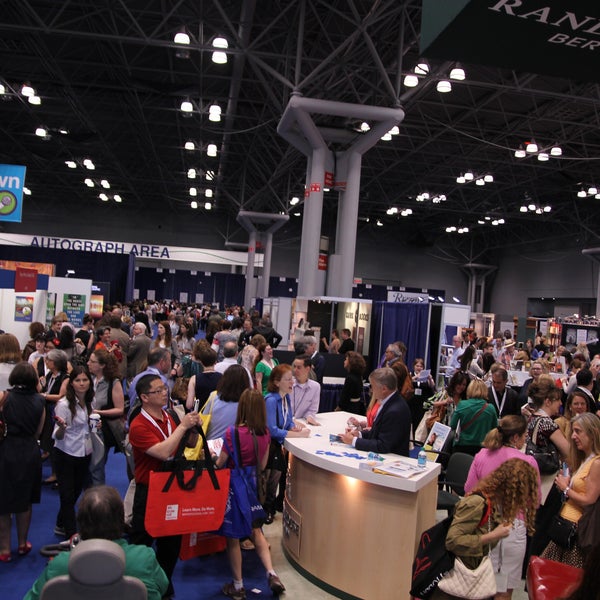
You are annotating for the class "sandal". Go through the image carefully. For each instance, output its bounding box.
[0,553,11,563]
[18,542,32,556]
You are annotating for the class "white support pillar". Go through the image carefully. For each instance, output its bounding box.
[258,232,273,298]
[244,231,257,309]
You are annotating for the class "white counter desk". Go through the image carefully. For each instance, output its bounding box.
[282,411,441,600]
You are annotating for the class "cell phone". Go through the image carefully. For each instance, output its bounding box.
[329,434,342,443]
[193,398,200,413]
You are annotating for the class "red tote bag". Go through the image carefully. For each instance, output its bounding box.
[144,423,231,537]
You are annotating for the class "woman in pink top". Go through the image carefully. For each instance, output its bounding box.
[464,415,541,600]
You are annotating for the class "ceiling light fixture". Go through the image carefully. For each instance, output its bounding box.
[100,179,110,189]
[99,193,108,201]
[23,187,31,195]
[526,140,538,153]
[205,188,213,198]
[189,187,197,196]
[436,80,452,93]
[211,37,228,64]
[28,95,41,105]
[449,65,465,81]
[83,159,95,170]
[35,127,48,137]
[191,200,198,209]
[187,168,196,179]
[290,196,300,205]
[389,126,400,136]
[514,145,526,158]
[403,74,419,87]
[456,174,465,184]
[550,145,562,156]
[84,178,94,187]
[180,100,193,113]
[475,178,484,186]
[21,83,35,97]
[206,170,215,181]
[381,131,392,141]
[184,141,195,150]
[65,160,77,169]
[0,84,5,95]
[537,152,549,161]
[484,174,494,183]
[414,62,429,75]
[360,122,370,132]
[208,104,221,122]
[113,194,122,203]
[206,143,218,157]
[376,219,383,227]
[174,31,190,45]
[464,171,474,181]
[204,201,212,210]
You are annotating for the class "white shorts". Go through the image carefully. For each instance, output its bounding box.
[490,518,527,590]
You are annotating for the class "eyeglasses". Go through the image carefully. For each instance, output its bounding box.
[146,386,168,395]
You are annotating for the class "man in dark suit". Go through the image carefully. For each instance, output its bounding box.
[339,367,410,456]
[303,335,325,384]
[488,366,521,416]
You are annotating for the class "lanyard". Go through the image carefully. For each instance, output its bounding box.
[292,383,307,413]
[491,388,507,415]
[281,394,289,426]
[140,408,172,440]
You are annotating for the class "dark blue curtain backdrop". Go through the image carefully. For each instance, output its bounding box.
[0,244,129,304]
[370,302,430,371]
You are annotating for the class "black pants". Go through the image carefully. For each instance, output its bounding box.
[54,448,90,537]
[130,482,181,596]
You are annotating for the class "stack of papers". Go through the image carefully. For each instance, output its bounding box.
[371,460,423,478]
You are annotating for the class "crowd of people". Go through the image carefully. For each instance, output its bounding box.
[3,302,600,600]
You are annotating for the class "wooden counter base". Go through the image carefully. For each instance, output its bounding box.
[281,452,438,599]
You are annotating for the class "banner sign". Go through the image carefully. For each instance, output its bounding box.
[387,291,430,303]
[421,0,600,83]
[0,164,26,223]
[0,233,261,266]
[15,267,38,292]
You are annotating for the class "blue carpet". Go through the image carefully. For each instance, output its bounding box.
[1,451,276,599]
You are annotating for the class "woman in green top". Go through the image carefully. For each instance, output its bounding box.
[432,459,538,600]
[450,380,498,456]
[253,342,278,396]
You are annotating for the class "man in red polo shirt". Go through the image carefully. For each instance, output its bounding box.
[129,374,200,598]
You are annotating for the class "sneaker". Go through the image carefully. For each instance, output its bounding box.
[268,574,286,594]
[240,539,255,551]
[53,526,66,537]
[222,582,246,600]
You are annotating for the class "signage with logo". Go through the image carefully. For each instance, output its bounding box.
[387,291,429,303]
[421,0,600,83]
[0,164,27,223]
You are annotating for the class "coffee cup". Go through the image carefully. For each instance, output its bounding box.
[89,413,101,433]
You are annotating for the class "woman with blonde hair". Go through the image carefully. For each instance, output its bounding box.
[542,412,600,568]
[432,459,538,600]
[449,379,498,456]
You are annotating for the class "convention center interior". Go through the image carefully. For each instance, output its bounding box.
[1,1,600,600]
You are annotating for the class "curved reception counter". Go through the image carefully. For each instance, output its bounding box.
[282,411,441,600]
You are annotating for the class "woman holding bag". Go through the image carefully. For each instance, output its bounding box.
[215,389,285,600]
[541,412,600,568]
[432,459,538,600]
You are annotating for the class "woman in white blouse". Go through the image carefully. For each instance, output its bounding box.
[52,366,94,539]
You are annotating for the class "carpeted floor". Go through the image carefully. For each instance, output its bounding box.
[0,450,330,600]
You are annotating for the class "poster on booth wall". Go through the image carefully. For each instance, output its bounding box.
[46,293,57,327]
[89,295,104,320]
[63,294,86,327]
[15,295,34,322]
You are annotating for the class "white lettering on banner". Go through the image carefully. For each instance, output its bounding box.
[488,3,600,52]
[387,291,429,303]
[0,176,21,188]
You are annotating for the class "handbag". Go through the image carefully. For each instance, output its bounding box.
[577,498,600,551]
[525,417,560,475]
[526,556,583,600]
[218,427,267,539]
[547,514,577,549]
[251,431,267,505]
[438,555,497,599]
[182,391,217,461]
[144,422,230,537]
[266,405,285,471]
[434,493,495,600]
[414,409,432,444]
[410,515,455,599]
